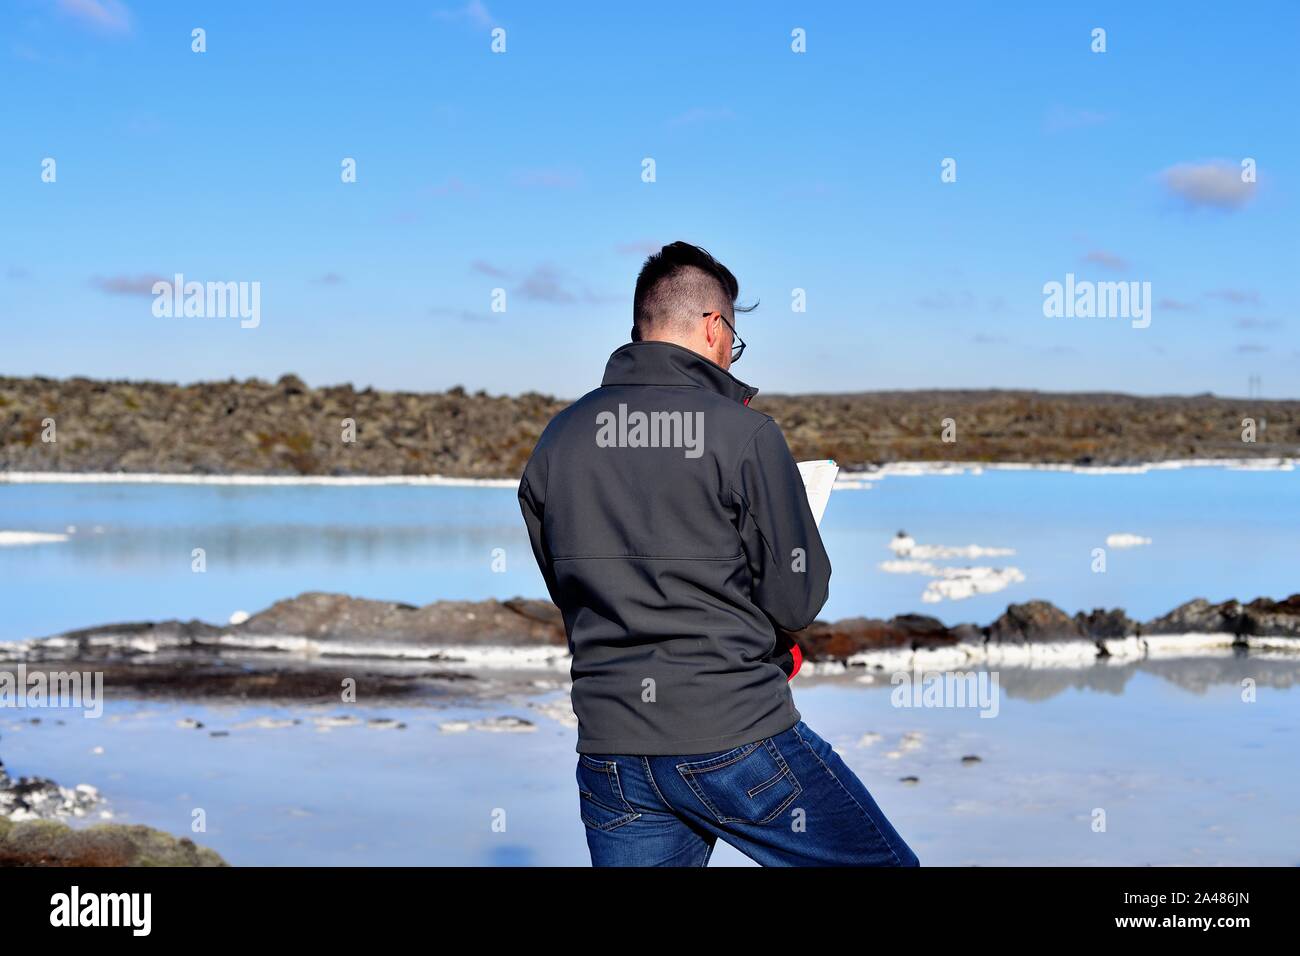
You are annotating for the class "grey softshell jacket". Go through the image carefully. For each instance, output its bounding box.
[518,340,832,755]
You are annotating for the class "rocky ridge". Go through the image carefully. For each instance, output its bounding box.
[4,375,1298,476]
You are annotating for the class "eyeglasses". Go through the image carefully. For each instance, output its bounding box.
[705,311,746,364]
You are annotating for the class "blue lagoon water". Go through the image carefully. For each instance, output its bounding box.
[1,466,1297,641]
[2,467,1298,866]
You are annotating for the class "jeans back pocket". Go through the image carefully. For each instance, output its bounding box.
[675,738,802,826]
[576,754,641,831]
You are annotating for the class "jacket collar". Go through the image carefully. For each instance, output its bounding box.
[601,340,759,406]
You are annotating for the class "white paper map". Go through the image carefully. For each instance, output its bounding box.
[797,459,839,527]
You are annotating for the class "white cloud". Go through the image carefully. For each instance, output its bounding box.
[1159,160,1257,210]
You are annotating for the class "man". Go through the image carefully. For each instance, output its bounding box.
[518,241,919,867]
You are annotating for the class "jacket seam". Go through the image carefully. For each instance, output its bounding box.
[522,450,551,505]
[725,419,826,630]
[519,472,541,513]
[729,481,787,608]
[726,417,776,497]
[730,489,824,631]
[551,552,744,562]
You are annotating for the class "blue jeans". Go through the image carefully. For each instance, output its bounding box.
[575,719,920,866]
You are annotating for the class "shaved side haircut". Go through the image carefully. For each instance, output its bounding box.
[631,241,757,342]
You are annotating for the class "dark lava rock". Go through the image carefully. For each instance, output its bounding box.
[887,614,952,642]
[987,601,1084,644]
[1143,594,1300,637]
[1074,608,1139,639]
[15,618,226,663]
[948,623,985,644]
[1144,598,1247,636]
[276,373,308,396]
[0,758,97,821]
[1240,595,1300,637]
[501,597,565,631]
[17,593,1300,672]
[231,591,567,647]
[797,613,970,661]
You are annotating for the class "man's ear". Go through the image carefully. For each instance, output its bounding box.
[702,311,719,346]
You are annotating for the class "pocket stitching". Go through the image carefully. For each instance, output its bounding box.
[676,737,802,826]
[756,738,803,823]
[746,769,786,799]
[674,741,760,775]
[577,758,641,831]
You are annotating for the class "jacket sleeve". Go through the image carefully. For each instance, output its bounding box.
[729,418,832,633]
[518,467,563,612]
[766,626,805,681]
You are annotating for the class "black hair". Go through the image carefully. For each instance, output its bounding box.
[631,241,757,341]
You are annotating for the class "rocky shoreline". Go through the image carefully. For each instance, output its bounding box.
[4,374,1298,476]
[8,591,1298,680]
[3,590,1296,865]
[0,756,228,866]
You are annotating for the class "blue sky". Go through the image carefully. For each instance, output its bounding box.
[2,0,1297,397]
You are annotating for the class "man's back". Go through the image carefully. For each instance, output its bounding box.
[518,340,831,755]
[522,242,916,867]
